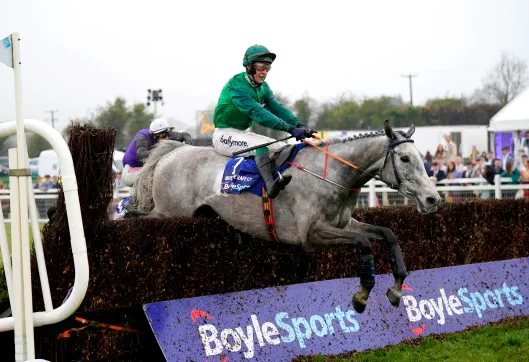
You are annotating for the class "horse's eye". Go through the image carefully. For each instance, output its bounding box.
[401,156,410,163]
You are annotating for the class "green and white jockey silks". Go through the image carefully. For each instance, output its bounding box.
[214,72,300,132]
[213,72,301,156]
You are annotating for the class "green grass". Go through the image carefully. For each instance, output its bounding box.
[309,317,529,362]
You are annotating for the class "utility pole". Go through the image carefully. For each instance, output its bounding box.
[45,109,59,129]
[147,89,164,117]
[401,74,417,106]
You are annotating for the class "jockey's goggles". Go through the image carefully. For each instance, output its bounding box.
[154,131,170,140]
[253,62,272,72]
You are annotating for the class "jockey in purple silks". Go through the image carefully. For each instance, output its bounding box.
[122,118,192,188]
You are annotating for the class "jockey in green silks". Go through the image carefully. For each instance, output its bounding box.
[213,44,315,199]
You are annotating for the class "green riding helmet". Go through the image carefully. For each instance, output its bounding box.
[242,44,276,67]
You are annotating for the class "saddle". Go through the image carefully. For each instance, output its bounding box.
[221,143,305,197]
[270,144,297,169]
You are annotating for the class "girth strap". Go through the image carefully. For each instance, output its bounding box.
[261,186,280,242]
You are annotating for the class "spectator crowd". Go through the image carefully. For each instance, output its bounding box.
[422,130,529,200]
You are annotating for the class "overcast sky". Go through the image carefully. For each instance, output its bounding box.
[1,0,528,134]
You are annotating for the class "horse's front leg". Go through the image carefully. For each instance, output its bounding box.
[349,219,407,308]
[305,220,375,314]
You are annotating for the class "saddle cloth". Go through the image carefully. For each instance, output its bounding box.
[114,195,132,219]
[221,143,306,197]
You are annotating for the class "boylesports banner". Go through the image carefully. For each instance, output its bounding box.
[144,258,529,361]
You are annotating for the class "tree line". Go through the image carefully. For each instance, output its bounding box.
[284,52,527,131]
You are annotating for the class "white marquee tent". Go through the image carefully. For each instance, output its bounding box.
[489,87,529,132]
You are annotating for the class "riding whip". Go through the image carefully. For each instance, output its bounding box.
[231,136,294,156]
[232,130,319,156]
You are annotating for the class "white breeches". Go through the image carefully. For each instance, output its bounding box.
[212,127,286,157]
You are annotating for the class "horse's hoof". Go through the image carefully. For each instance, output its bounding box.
[352,292,367,313]
[386,286,402,308]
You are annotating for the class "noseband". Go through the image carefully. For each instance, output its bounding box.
[378,139,415,190]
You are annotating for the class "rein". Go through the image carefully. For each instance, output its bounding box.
[300,136,415,191]
[286,160,356,191]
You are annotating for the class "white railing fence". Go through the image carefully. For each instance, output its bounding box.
[1,175,528,223]
[359,175,529,208]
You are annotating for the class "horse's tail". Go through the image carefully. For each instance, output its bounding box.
[134,140,184,212]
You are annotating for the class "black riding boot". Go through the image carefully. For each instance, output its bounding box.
[279,173,292,190]
[255,154,285,199]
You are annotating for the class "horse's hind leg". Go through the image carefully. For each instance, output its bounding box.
[305,221,375,314]
[350,219,407,308]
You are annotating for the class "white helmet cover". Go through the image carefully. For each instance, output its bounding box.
[149,118,173,134]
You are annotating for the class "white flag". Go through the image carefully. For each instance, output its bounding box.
[0,34,13,68]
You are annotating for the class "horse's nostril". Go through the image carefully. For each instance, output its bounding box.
[426,197,437,205]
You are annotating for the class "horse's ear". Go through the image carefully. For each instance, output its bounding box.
[384,120,397,140]
[406,124,416,139]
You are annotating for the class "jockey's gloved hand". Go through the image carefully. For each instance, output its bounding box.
[298,122,309,130]
[305,128,317,138]
[289,126,309,141]
[298,123,317,138]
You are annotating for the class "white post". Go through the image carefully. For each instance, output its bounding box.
[494,174,502,199]
[9,149,25,362]
[381,191,387,206]
[368,179,377,207]
[27,177,53,311]
[12,31,36,361]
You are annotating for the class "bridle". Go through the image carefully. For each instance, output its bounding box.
[378,138,415,190]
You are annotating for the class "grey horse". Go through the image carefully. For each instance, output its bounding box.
[133,121,442,313]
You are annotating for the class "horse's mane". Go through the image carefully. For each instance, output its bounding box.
[313,129,408,146]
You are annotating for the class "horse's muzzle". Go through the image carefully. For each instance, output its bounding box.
[417,193,443,214]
